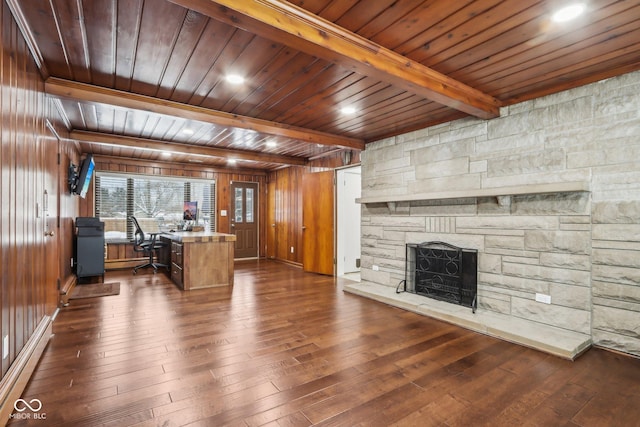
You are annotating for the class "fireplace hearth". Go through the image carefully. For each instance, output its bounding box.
[404,242,478,312]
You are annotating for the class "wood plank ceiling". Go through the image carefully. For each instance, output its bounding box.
[8,0,640,170]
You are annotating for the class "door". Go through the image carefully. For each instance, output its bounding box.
[302,170,334,275]
[230,181,259,258]
[44,122,61,311]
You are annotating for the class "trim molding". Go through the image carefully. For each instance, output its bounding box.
[5,0,49,78]
[0,316,53,424]
[59,274,77,306]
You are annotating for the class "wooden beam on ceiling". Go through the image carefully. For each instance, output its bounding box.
[70,130,309,166]
[168,0,501,120]
[46,78,364,150]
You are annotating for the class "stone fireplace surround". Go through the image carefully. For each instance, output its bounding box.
[344,71,640,360]
[346,185,592,359]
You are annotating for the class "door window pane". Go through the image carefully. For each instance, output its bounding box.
[245,188,254,223]
[234,188,244,223]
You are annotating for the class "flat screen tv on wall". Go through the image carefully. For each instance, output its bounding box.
[69,154,95,198]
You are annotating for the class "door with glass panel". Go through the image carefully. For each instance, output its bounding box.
[230,181,259,258]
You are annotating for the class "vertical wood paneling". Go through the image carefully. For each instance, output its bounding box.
[272,167,303,264]
[267,151,359,266]
[0,0,77,382]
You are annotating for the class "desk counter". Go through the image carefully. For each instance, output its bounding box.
[161,231,236,290]
[162,231,236,244]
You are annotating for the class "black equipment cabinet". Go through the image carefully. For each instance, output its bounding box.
[74,217,105,279]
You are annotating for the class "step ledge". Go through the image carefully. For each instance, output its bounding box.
[344,281,591,360]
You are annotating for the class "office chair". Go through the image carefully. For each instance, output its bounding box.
[131,216,168,274]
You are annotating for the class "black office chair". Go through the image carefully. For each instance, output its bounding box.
[131,216,168,274]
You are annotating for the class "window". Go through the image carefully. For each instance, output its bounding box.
[233,187,254,223]
[95,172,216,241]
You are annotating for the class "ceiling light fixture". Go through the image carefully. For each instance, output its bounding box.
[340,106,357,115]
[552,3,585,22]
[228,159,237,164]
[225,74,245,85]
[182,128,194,135]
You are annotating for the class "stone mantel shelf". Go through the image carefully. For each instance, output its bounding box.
[357,181,590,209]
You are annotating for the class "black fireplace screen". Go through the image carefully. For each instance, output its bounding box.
[405,242,478,312]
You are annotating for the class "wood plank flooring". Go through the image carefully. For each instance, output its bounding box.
[8,260,640,426]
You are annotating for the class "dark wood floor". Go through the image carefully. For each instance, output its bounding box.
[8,260,640,426]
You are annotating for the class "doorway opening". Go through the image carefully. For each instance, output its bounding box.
[336,166,361,281]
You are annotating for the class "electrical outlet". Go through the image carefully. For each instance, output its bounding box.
[3,335,8,359]
[535,293,551,304]
[290,246,294,253]
[372,265,379,271]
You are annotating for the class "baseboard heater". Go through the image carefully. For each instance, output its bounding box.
[404,241,478,313]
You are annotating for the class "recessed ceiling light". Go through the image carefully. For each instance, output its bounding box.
[225,74,245,85]
[161,151,172,158]
[266,140,277,148]
[552,3,585,22]
[228,159,237,164]
[182,128,194,135]
[340,106,357,115]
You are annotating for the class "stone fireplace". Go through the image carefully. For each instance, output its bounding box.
[344,71,640,359]
[405,241,478,311]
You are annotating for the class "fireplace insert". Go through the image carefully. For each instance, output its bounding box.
[404,241,478,312]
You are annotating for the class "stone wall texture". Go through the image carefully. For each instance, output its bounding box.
[361,70,640,356]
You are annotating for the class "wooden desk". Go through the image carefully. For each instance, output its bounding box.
[160,231,236,290]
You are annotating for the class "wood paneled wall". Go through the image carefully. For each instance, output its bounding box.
[0,1,78,382]
[267,150,360,266]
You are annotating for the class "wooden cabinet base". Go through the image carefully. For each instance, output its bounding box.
[161,232,235,290]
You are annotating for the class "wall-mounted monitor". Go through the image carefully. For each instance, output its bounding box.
[70,154,95,198]
[183,201,197,221]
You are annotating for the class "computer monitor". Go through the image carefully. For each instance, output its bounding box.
[69,154,95,198]
[183,201,197,221]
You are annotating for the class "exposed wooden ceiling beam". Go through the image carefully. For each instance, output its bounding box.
[168,0,501,120]
[46,78,364,150]
[70,130,309,166]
